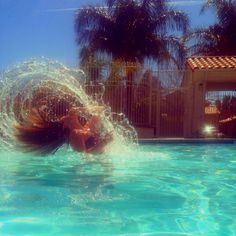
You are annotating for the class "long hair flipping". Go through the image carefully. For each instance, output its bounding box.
[15,109,70,155]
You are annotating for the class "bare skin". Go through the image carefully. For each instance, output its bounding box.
[61,106,113,154]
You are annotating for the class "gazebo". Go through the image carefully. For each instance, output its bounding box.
[183,56,236,138]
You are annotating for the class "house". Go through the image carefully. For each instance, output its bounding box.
[183,56,236,137]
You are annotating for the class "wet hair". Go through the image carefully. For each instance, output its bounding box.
[15,110,70,155]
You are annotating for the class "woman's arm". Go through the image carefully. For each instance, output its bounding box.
[69,107,87,115]
[69,106,105,115]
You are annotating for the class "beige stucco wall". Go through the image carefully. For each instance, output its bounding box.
[183,66,236,138]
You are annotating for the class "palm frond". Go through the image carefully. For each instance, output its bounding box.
[189,0,236,56]
[156,10,189,34]
[201,0,226,13]
[75,0,189,68]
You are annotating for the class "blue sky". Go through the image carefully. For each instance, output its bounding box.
[0,0,216,70]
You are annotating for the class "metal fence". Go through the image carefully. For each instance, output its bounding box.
[159,88,185,137]
[83,64,186,137]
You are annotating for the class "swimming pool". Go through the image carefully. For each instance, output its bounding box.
[0,143,236,236]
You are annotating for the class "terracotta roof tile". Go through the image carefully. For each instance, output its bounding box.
[187,56,236,70]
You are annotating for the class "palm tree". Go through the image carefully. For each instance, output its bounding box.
[75,0,188,120]
[75,0,189,69]
[188,0,236,56]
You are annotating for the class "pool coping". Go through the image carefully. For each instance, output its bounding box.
[138,138,236,144]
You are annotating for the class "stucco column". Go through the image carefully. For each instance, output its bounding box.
[183,70,194,137]
[192,79,206,137]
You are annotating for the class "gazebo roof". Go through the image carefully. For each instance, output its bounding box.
[187,56,236,70]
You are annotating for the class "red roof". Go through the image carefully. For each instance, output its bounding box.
[187,56,236,70]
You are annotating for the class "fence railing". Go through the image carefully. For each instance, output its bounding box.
[84,79,186,137]
[84,79,160,126]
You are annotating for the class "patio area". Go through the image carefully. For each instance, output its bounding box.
[84,56,236,139]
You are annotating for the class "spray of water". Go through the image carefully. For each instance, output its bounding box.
[0,58,137,154]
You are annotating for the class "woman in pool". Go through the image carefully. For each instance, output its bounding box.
[60,106,113,154]
[14,105,113,155]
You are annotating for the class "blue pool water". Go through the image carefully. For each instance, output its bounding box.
[0,143,236,236]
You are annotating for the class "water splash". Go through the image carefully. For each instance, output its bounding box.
[0,58,137,153]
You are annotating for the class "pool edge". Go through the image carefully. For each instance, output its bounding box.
[138,138,236,144]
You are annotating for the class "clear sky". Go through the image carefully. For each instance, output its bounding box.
[0,0,216,70]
